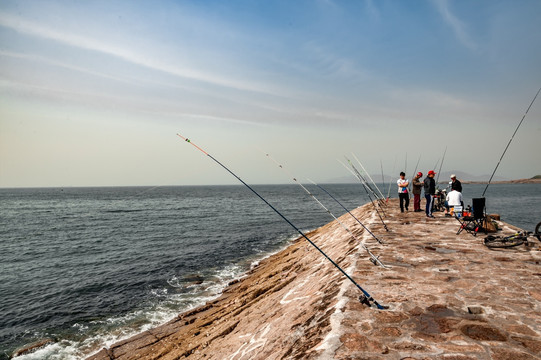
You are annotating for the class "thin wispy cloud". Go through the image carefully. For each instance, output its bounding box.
[432,0,477,51]
[0,50,140,86]
[297,41,370,82]
[0,12,270,94]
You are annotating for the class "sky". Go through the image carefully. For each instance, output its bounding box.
[1,0,540,187]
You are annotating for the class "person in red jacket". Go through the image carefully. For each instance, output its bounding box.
[412,172,423,212]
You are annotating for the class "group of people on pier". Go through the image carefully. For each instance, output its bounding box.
[396,171,463,218]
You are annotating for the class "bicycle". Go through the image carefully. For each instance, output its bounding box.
[432,188,447,212]
[535,221,541,241]
[484,232,530,248]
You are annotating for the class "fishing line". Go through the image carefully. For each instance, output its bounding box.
[263,152,388,268]
[412,155,421,180]
[307,179,385,246]
[404,152,407,178]
[349,156,387,216]
[380,159,385,199]
[352,153,386,201]
[345,157,388,220]
[386,156,397,201]
[340,158,389,231]
[347,158,386,212]
[343,156,381,203]
[408,154,422,197]
[435,147,447,187]
[176,134,387,309]
[482,87,541,197]
[433,158,440,172]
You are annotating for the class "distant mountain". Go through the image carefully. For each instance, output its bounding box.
[326,170,510,184]
[436,171,510,183]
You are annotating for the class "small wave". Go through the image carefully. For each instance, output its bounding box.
[12,231,306,360]
[13,265,247,359]
[103,209,145,213]
[12,340,81,360]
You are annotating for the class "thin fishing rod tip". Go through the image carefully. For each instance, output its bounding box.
[176,133,189,142]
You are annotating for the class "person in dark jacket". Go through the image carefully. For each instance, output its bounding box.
[412,172,423,212]
[424,170,436,218]
[450,174,462,193]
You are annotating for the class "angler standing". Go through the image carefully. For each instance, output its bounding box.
[424,170,436,218]
[397,172,409,213]
[412,172,423,212]
[450,174,462,193]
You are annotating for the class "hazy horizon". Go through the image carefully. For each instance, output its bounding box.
[0,169,536,189]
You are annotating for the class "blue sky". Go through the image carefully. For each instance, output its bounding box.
[1,0,540,187]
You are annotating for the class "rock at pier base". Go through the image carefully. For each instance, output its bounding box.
[12,338,55,358]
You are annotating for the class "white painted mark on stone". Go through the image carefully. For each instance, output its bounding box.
[228,323,271,360]
[279,274,314,304]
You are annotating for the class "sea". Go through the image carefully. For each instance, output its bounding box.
[1,183,539,359]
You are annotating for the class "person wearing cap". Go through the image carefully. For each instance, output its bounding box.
[423,170,436,218]
[397,171,409,212]
[412,172,423,212]
[450,174,462,193]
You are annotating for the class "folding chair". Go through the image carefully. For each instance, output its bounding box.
[456,197,486,236]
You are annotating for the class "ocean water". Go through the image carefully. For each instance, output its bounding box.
[1,183,539,359]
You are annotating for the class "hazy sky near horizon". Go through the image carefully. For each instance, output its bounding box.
[1,0,540,187]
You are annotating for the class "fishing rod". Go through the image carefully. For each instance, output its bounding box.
[347,158,390,222]
[408,154,421,198]
[346,158,387,218]
[386,156,397,201]
[483,87,541,197]
[307,179,385,246]
[380,159,385,200]
[350,160,387,217]
[340,159,379,203]
[412,155,421,180]
[352,153,386,202]
[341,158,389,231]
[264,153,388,268]
[176,134,388,309]
[348,156,385,208]
[404,152,407,179]
[435,147,447,187]
[403,152,408,198]
[433,158,440,172]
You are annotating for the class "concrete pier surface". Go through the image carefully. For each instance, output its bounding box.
[88,199,541,360]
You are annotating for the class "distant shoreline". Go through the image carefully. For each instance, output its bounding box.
[461,178,541,184]
[2,178,541,189]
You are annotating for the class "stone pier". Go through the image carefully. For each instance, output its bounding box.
[88,199,541,360]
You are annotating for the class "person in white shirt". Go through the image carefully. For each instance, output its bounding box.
[397,172,409,213]
[445,189,463,215]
